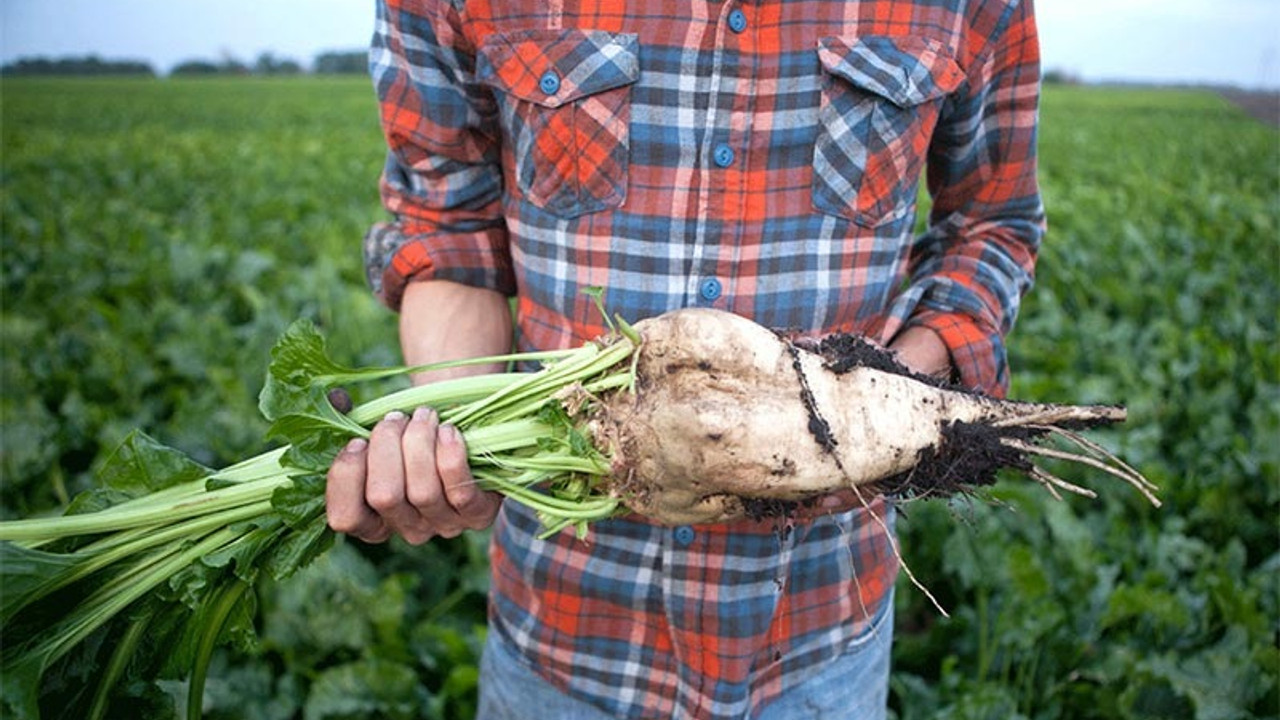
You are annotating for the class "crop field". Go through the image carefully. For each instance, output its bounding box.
[1,77,1277,719]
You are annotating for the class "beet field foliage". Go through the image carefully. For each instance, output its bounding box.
[2,77,1276,719]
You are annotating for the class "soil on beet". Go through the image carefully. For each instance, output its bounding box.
[812,332,962,391]
[733,422,1048,520]
[742,497,805,522]
[873,421,1044,499]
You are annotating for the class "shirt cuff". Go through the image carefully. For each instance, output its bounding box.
[364,221,517,311]
[905,310,1009,397]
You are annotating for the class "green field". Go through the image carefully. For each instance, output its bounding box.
[2,77,1277,719]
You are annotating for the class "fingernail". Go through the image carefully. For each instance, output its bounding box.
[440,424,462,445]
[344,437,368,454]
[384,410,407,422]
[412,407,435,423]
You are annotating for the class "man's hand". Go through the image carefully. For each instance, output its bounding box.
[887,325,953,381]
[326,408,500,544]
[324,280,512,544]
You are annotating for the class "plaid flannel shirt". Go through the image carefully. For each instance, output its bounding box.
[363,0,1042,717]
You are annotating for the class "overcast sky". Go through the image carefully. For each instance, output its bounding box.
[2,0,1277,89]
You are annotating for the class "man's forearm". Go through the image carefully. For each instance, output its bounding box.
[399,280,513,385]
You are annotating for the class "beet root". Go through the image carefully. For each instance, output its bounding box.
[591,308,1158,525]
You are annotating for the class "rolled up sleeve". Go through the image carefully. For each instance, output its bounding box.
[894,0,1045,396]
[364,0,516,311]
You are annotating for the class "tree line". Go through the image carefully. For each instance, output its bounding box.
[1,51,367,77]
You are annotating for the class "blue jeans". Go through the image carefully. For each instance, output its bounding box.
[476,592,893,720]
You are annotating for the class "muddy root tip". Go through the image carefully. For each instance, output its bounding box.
[993,403,1128,430]
[1093,404,1128,422]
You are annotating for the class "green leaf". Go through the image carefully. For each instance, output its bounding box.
[439,664,480,718]
[98,431,212,493]
[0,542,85,622]
[148,579,258,700]
[201,518,285,585]
[266,387,366,440]
[63,488,139,517]
[163,522,275,612]
[66,431,212,515]
[87,615,147,720]
[270,475,326,530]
[197,654,303,720]
[1141,626,1264,720]
[99,680,180,720]
[6,618,119,720]
[275,427,352,476]
[264,385,366,473]
[187,581,253,720]
[302,658,430,720]
[260,542,379,664]
[1,655,42,720]
[535,401,570,427]
[261,516,334,582]
[368,574,415,663]
[1102,585,1192,637]
[257,319,413,429]
[567,427,593,457]
[258,319,355,423]
[890,672,941,720]
[580,285,613,333]
[163,555,219,612]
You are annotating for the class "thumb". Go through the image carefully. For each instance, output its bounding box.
[327,387,354,414]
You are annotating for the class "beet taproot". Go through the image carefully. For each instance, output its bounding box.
[590,308,1157,525]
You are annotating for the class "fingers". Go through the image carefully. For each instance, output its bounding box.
[366,411,433,543]
[401,408,443,510]
[401,408,463,540]
[403,410,501,536]
[436,424,502,530]
[325,437,390,543]
[792,488,864,520]
[325,408,500,546]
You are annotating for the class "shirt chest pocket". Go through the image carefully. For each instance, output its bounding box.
[477,29,640,219]
[811,35,965,228]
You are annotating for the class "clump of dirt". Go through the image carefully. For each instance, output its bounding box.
[815,333,914,376]
[873,421,1044,499]
[784,342,838,453]
[741,497,803,522]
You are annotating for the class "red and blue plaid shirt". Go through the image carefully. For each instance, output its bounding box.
[364,0,1042,716]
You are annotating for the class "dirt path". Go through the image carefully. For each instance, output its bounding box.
[1219,89,1280,126]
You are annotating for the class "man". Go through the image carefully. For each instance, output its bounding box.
[327,0,1043,717]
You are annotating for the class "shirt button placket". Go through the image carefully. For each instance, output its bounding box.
[699,4,744,315]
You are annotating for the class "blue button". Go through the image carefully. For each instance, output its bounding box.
[699,277,722,301]
[713,143,735,168]
[539,71,561,95]
[674,525,695,546]
[728,9,748,33]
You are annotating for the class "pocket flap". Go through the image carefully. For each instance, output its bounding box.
[478,29,640,108]
[817,35,964,107]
